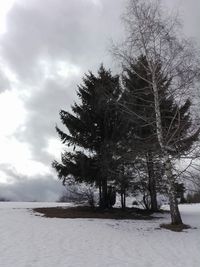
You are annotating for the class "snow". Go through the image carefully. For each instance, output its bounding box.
[0,202,199,267]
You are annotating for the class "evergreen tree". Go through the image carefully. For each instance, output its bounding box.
[121,55,199,211]
[53,65,126,208]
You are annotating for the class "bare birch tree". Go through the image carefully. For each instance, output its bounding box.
[113,0,200,225]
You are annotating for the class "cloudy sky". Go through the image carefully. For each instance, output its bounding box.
[0,0,199,201]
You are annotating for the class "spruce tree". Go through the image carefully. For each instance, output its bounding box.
[53,65,125,208]
[121,56,199,211]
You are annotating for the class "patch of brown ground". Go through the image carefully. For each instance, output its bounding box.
[160,223,191,232]
[32,206,155,220]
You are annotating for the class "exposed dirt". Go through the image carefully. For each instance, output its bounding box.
[32,206,157,220]
[160,223,191,232]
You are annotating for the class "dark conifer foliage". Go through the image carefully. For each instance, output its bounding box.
[53,65,126,208]
[121,55,199,211]
[121,55,199,156]
[53,57,199,211]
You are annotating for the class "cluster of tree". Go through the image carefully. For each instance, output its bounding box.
[186,191,200,203]
[53,59,198,217]
[0,197,10,202]
[53,0,200,225]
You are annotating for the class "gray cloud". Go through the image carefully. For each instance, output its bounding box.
[2,0,124,166]
[163,0,200,41]
[1,0,124,82]
[0,162,63,201]
[0,175,63,201]
[0,69,10,93]
[16,76,79,163]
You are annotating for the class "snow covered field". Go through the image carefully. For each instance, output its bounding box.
[0,202,199,267]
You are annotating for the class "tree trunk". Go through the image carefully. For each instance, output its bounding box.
[100,178,109,209]
[152,78,183,224]
[121,191,126,210]
[165,157,183,225]
[146,152,158,212]
[179,186,186,203]
[121,192,124,209]
[143,194,150,210]
[98,182,102,206]
[123,192,126,209]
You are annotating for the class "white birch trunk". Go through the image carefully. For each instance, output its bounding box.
[152,78,183,225]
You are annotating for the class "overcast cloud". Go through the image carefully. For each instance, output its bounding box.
[0,0,199,201]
